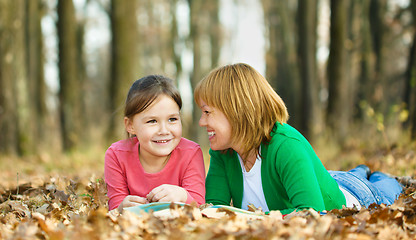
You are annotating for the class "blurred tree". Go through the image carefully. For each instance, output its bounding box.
[344,1,364,124]
[108,0,140,141]
[208,0,221,69]
[76,9,88,145]
[297,0,319,139]
[369,0,388,109]
[261,0,301,131]
[187,0,220,144]
[138,0,168,74]
[57,0,83,151]
[0,0,49,155]
[0,0,25,154]
[404,0,416,139]
[355,0,375,119]
[169,0,182,81]
[188,0,204,144]
[26,0,48,153]
[326,0,349,140]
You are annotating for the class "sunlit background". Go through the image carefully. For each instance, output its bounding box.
[0,0,415,180]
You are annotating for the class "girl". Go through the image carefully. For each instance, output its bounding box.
[194,63,402,215]
[105,75,205,212]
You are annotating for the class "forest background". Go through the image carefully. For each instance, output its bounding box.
[1,0,416,184]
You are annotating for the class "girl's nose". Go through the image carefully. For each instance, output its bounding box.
[159,122,169,134]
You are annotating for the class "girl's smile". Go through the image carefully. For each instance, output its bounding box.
[125,94,182,168]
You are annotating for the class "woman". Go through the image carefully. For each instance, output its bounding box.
[194,63,402,215]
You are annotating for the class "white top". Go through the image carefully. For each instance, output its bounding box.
[339,187,361,210]
[238,152,270,212]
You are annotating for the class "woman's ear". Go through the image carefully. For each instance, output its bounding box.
[124,117,135,135]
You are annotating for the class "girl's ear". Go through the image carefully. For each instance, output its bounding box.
[124,117,135,135]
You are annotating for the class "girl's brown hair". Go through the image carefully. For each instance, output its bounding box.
[194,63,288,158]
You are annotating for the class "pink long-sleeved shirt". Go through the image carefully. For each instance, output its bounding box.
[104,137,205,210]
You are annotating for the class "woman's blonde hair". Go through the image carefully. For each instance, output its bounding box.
[194,63,288,158]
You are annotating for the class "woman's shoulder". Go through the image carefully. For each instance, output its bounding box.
[267,123,310,151]
[271,123,302,141]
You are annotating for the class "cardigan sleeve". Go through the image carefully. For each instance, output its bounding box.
[275,138,326,214]
[205,150,232,206]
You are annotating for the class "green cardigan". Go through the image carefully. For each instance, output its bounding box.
[205,123,346,215]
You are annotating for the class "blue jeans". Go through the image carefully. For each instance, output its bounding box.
[329,165,403,207]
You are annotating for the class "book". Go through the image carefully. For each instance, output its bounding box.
[124,202,266,220]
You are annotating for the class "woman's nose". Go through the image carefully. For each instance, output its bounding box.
[199,115,206,127]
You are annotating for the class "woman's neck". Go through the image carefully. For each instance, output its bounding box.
[238,149,257,172]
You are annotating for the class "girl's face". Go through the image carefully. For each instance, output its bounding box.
[125,94,182,162]
[198,100,234,151]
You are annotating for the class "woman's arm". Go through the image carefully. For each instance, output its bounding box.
[276,139,326,214]
[205,150,232,206]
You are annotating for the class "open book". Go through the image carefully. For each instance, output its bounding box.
[124,202,266,220]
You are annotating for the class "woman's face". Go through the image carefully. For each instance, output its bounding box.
[198,100,233,151]
[125,94,182,162]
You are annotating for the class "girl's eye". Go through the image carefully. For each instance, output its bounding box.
[204,111,210,115]
[169,117,178,122]
[146,119,156,124]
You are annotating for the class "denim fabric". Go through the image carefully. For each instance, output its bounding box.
[329,166,403,208]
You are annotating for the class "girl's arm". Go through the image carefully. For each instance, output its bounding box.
[145,146,206,205]
[180,147,206,205]
[104,147,130,210]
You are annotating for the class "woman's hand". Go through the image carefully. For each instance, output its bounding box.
[146,184,188,203]
[117,195,148,213]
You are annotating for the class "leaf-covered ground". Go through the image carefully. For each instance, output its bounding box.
[1,175,416,239]
[1,144,416,239]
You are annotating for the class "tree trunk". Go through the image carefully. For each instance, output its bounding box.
[369,0,387,109]
[108,0,140,141]
[208,0,221,69]
[188,0,207,144]
[297,0,319,139]
[404,1,416,139]
[57,0,82,151]
[344,1,362,125]
[0,0,23,154]
[262,0,301,130]
[25,0,47,153]
[326,0,349,140]
[355,0,374,119]
[170,0,182,81]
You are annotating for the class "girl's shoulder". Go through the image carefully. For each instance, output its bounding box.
[108,138,138,152]
[169,138,203,165]
[175,137,201,151]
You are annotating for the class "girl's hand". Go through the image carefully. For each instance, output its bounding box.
[146,184,187,203]
[117,195,148,213]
